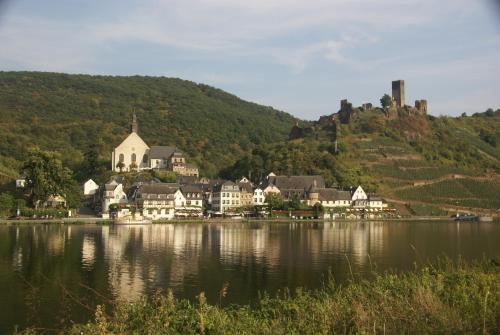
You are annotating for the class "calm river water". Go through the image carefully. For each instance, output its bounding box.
[0,221,499,333]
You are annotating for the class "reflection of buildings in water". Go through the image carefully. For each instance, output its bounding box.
[12,246,23,270]
[167,224,203,289]
[100,224,206,300]
[81,234,96,269]
[101,225,147,301]
[321,222,386,266]
[303,223,323,267]
[218,223,273,267]
[96,221,393,301]
[12,227,23,270]
[45,226,66,255]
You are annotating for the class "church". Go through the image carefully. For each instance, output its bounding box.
[111,114,199,176]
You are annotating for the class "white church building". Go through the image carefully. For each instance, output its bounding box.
[111,113,198,176]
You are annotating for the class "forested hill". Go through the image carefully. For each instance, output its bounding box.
[222,108,500,213]
[0,71,296,177]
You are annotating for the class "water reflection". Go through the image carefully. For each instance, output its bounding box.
[0,221,499,333]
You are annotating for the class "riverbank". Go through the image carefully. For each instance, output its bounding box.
[17,259,499,335]
[0,215,483,225]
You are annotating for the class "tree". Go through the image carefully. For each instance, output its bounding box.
[64,179,82,209]
[116,161,125,173]
[289,195,302,210]
[129,162,138,172]
[82,143,105,179]
[380,94,392,108]
[22,148,73,208]
[0,193,14,216]
[265,193,284,215]
[485,108,494,117]
[312,203,324,217]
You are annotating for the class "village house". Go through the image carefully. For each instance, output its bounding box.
[212,181,240,214]
[310,188,352,208]
[44,195,67,208]
[111,113,199,176]
[178,184,204,217]
[133,183,178,220]
[252,187,266,206]
[100,181,127,218]
[350,186,386,210]
[259,174,387,213]
[238,179,254,207]
[267,175,325,201]
[15,177,26,188]
[83,179,99,197]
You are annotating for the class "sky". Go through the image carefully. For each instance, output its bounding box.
[0,0,499,120]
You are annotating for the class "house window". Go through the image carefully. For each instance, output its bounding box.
[143,154,148,163]
[131,153,136,162]
[119,154,124,162]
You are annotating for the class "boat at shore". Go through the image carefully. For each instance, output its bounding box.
[454,214,478,222]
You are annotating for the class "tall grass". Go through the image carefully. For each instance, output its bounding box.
[19,259,500,335]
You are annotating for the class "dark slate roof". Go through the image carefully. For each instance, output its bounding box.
[181,184,204,199]
[238,182,253,193]
[181,184,204,193]
[108,175,126,184]
[281,190,308,200]
[138,183,179,195]
[177,175,199,185]
[213,180,238,192]
[104,183,119,191]
[149,146,178,159]
[206,179,226,191]
[317,189,351,201]
[268,175,325,191]
[199,177,210,184]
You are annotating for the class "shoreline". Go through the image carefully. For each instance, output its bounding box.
[0,215,493,225]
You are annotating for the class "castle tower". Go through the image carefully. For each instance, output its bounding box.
[392,80,405,107]
[308,179,320,205]
[130,112,138,133]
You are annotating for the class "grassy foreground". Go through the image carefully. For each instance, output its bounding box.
[21,260,499,335]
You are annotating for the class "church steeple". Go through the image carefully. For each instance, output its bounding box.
[130,112,138,133]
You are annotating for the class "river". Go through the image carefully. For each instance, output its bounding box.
[0,221,499,333]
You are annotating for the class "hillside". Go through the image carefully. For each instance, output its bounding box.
[223,108,500,213]
[0,71,296,178]
[0,71,499,214]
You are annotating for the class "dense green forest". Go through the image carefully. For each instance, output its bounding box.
[0,71,296,178]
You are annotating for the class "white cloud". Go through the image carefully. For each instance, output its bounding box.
[0,0,479,72]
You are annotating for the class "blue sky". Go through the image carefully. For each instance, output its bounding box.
[0,0,499,119]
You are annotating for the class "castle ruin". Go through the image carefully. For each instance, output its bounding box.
[391,80,405,108]
[334,79,428,123]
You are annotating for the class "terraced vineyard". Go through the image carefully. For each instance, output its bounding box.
[395,179,500,210]
[372,163,480,181]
